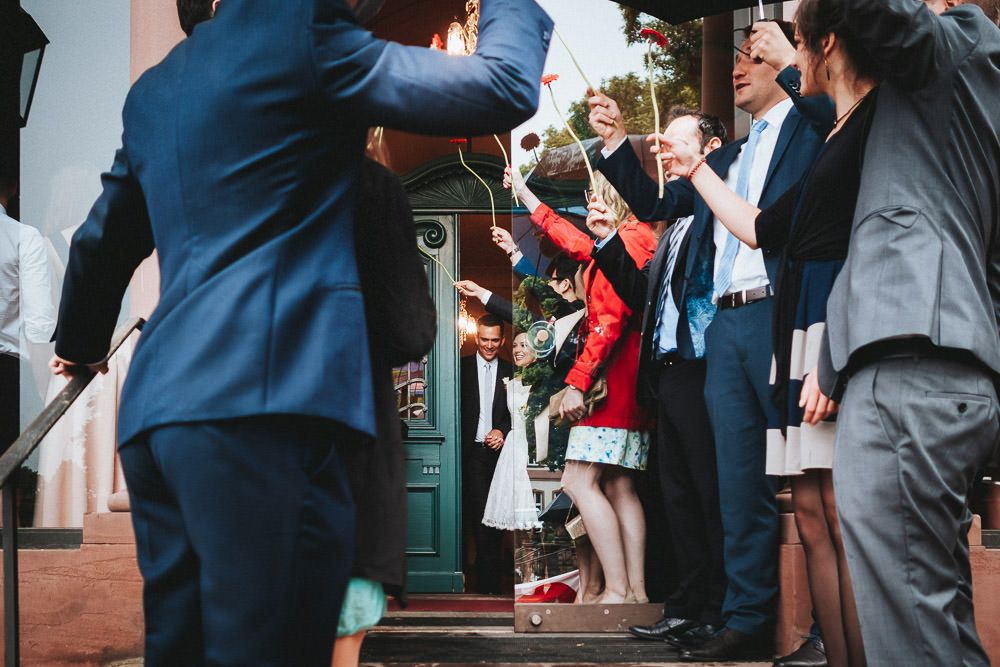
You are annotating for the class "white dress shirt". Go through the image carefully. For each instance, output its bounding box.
[712,98,793,294]
[0,204,56,358]
[475,352,498,442]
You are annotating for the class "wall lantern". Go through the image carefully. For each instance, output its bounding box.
[0,4,49,128]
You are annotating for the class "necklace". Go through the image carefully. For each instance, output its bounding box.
[833,88,874,127]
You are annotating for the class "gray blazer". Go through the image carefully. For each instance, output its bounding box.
[819,0,1000,397]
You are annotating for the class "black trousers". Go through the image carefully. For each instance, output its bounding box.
[0,353,18,453]
[463,440,502,594]
[655,358,726,625]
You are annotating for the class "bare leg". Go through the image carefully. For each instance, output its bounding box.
[331,631,365,667]
[792,471,848,667]
[574,539,604,603]
[601,467,647,602]
[561,461,628,602]
[820,470,866,667]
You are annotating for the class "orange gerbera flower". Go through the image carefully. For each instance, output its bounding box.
[541,73,559,86]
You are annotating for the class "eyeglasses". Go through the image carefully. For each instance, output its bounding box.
[733,44,764,64]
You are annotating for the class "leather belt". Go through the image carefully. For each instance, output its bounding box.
[716,285,773,310]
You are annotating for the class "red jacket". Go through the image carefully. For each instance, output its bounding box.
[531,204,656,430]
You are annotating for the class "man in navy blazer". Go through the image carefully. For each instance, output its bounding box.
[50,1,553,664]
[589,23,829,662]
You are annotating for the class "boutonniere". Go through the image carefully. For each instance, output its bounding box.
[502,376,511,386]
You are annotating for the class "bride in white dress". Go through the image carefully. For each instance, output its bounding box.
[482,333,542,531]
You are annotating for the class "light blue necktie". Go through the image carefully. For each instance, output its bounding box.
[714,119,768,298]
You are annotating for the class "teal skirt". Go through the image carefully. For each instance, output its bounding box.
[337,578,387,637]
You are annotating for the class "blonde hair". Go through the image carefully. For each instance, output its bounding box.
[593,172,632,228]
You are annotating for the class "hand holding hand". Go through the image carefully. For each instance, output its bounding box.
[559,386,587,423]
[485,428,505,450]
[49,355,108,377]
[749,21,797,72]
[799,369,838,426]
[586,196,616,240]
[455,280,487,301]
[588,91,626,149]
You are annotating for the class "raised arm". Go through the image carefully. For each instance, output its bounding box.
[842,0,978,89]
[588,91,696,222]
[310,0,553,136]
[55,145,155,364]
[660,135,761,248]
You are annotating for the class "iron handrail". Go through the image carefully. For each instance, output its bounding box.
[1,316,144,666]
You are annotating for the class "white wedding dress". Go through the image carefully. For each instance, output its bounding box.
[481,378,542,531]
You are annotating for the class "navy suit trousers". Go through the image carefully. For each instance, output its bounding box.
[703,298,781,635]
[119,416,355,666]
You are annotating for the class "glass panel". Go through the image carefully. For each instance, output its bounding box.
[394,356,429,422]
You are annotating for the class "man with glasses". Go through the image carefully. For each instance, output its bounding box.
[588,21,831,662]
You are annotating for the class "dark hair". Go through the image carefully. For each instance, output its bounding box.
[795,0,881,82]
[971,0,1000,25]
[738,20,797,47]
[476,313,504,336]
[545,254,580,284]
[668,106,729,147]
[177,0,214,36]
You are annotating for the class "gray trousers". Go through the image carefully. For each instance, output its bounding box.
[835,356,998,666]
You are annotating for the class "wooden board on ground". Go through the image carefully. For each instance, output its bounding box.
[514,602,663,633]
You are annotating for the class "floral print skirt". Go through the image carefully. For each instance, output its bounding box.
[565,426,649,471]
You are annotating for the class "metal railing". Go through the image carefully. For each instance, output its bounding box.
[0,317,144,666]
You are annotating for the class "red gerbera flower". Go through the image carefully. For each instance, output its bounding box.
[449,138,468,145]
[430,34,444,50]
[541,73,559,86]
[640,28,669,48]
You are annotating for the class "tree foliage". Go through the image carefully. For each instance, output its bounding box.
[538,11,702,153]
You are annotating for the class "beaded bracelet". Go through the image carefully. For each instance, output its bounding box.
[687,156,708,180]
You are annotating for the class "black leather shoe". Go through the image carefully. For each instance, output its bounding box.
[681,628,774,662]
[774,637,827,667]
[665,622,722,650]
[628,616,699,641]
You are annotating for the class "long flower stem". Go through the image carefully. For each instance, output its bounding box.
[554,27,598,95]
[457,147,497,229]
[547,85,596,194]
[493,134,519,206]
[647,42,664,198]
[418,245,457,284]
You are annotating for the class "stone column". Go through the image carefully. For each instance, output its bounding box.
[127,0,184,320]
[701,13,735,141]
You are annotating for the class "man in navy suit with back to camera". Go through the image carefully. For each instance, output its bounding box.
[49,1,553,664]
[589,21,830,662]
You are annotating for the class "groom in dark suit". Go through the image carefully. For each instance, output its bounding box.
[460,313,512,594]
[49,1,553,664]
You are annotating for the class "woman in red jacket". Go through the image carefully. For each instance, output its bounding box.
[505,166,656,604]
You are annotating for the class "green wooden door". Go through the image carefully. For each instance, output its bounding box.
[398,215,463,592]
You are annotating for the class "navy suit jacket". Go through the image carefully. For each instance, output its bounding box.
[54,0,554,446]
[597,67,832,364]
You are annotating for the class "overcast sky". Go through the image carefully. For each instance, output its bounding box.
[510,0,650,169]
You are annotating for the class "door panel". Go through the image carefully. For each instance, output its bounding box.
[397,215,463,592]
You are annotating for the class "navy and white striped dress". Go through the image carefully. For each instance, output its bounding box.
[755,92,877,476]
